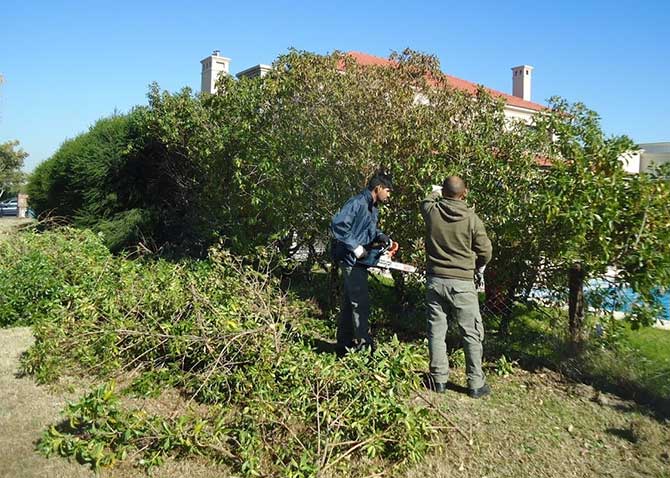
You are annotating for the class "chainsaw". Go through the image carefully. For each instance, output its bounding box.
[356,241,417,273]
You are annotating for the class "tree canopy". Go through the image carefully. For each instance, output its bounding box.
[0,140,27,199]
[27,49,670,325]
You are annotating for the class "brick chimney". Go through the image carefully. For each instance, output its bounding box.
[511,65,533,102]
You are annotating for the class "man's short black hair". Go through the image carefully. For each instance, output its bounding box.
[367,171,393,191]
[442,176,466,198]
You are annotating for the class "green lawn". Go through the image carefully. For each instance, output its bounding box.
[624,324,670,365]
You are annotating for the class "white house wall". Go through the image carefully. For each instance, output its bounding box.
[620,150,642,173]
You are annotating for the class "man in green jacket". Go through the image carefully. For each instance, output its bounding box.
[420,176,493,398]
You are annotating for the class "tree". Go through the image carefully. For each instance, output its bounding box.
[530,98,670,341]
[27,114,157,251]
[0,140,27,199]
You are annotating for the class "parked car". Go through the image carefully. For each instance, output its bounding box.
[0,198,18,217]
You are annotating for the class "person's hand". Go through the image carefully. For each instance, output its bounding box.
[353,245,368,259]
[377,233,391,247]
[475,266,486,289]
[432,185,443,194]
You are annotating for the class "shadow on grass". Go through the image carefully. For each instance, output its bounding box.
[419,371,470,396]
[605,427,638,443]
[483,306,670,421]
[567,366,670,422]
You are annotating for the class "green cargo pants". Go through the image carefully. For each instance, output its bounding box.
[426,276,486,389]
[337,265,373,350]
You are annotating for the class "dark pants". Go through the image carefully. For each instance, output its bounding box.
[337,265,373,351]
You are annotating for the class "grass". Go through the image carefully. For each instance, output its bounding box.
[623,324,670,365]
[0,217,34,236]
[575,321,670,415]
[4,325,668,478]
[406,367,670,478]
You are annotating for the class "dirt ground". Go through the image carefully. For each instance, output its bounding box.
[0,328,232,478]
[0,327,91,478]
[0,217,34,236]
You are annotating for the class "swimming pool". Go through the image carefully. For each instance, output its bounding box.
[585,282,670,322]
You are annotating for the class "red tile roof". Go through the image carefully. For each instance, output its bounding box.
[346,51,545,112]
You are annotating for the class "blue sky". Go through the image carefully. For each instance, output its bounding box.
[1,0,668,172]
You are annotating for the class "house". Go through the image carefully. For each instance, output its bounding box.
[201,50,664,173]
[199,50,545,125]
[622,142,670,174]
[200,50,271,94]
[342,51,545,125]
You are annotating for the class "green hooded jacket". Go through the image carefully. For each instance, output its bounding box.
[420,191,492,280]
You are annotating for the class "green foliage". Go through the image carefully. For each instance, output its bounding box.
[25,48,670,328]
[26,114,158,252]
[0,139,27,199]
[28,115,130,218]
[529,100,670,325]
[8,229,438,476]
[492,355,518,377]
[0,228,112,328]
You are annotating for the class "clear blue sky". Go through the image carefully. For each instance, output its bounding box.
[1,0,668,172]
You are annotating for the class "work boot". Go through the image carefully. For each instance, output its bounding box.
[433,382,448,394]
[354,339,375,354]
[468,383,491,399]
[425,376,448,393]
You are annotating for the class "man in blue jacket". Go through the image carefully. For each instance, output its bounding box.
[330,172,394,355]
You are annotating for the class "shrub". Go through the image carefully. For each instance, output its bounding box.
[8,229,439,476]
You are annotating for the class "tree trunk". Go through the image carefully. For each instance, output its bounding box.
[568,262,586,346]
[391,269,407,308]
[328,261,340,314]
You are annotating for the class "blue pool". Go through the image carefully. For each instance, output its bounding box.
[586,283,670,322]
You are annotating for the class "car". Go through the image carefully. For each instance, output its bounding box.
[0,198,19,217]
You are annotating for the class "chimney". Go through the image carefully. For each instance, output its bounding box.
[201,50,231,94]
[511,65,533,102]
[236,64,272,80]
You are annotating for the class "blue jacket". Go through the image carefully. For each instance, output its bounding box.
[330,189,386,267]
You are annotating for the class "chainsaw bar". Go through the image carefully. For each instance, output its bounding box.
[374,254,417,273]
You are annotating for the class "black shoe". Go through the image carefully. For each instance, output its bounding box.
[356,340,375,354]
[433,382,448,394]
[468,383,491,399]
[335,344,351,358]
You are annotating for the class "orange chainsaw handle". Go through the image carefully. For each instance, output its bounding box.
[387,240,399,257]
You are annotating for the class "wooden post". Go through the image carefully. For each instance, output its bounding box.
[18,193,29,218]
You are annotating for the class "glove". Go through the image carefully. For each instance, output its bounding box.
[377,233,391,247]
[474,266,486,289]
[432,185,443,194]
[353,245,368,259]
